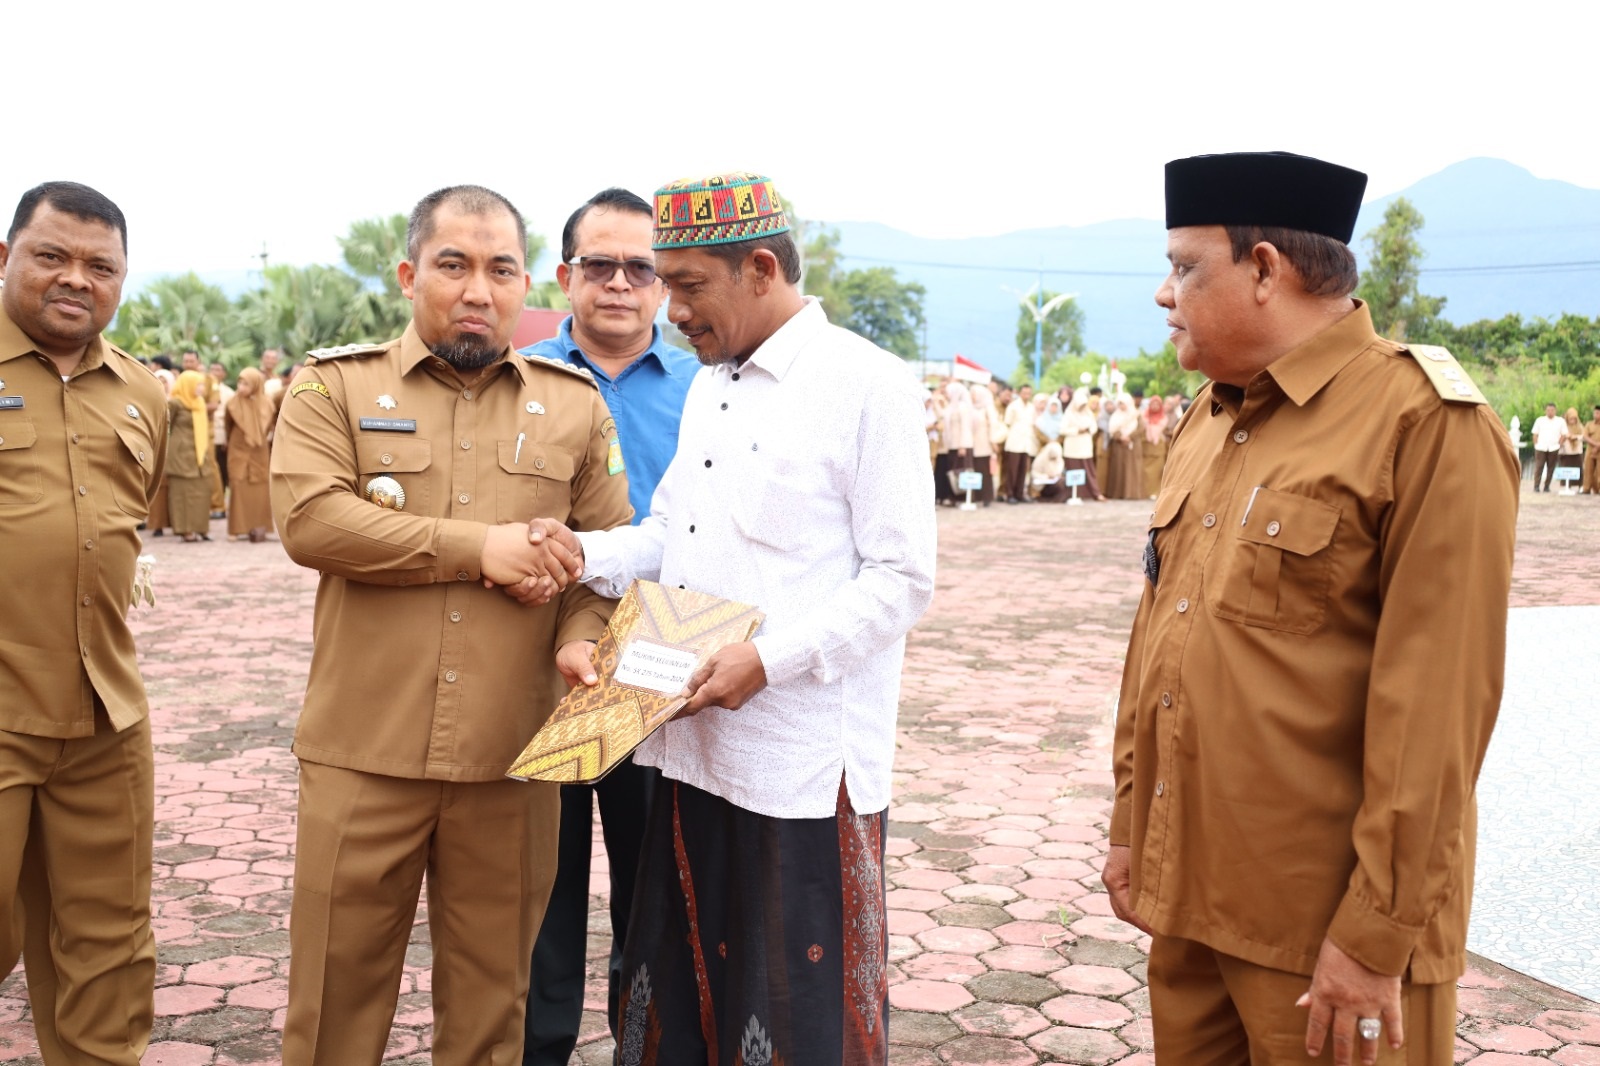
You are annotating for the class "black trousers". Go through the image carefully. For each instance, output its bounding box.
[1002,451,1032,500]
[1533,448,1559,490]
[522,757,657,1066]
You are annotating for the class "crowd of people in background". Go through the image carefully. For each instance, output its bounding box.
[135,347,294,541]
[927,378,1192,506]
[1528,401,1600,494]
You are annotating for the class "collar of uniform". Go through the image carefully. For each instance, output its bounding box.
[1262,300,1378,407]
[0,302,120,378]
[397,321,519,383]
[739,296,826,382]
[550,317,680,381]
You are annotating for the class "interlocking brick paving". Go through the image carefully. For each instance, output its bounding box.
[1,487,1596,1064]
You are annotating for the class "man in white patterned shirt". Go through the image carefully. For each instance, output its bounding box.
[529,171,935,1064]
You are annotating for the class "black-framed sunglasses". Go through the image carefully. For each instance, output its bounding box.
[567,256,658,287]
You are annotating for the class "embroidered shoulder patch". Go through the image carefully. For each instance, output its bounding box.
[291,381,331,400]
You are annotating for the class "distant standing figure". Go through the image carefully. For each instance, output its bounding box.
[1530,402,1562,491]
[223,367,275,541]
[165,369,216,541]
[1140,396,1170,499]
[1582,404,1600,494]
[1104,396,1143,499]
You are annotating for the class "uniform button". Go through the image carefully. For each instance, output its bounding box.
[1176,598,1189,613]
[81,595,92,606]
[751,443,758,452]
[0,437,5,446]
[138,451,146,462]
[381,454,393,465]
[1202,513,1216,528]
[1160,691,1172,707]
[78,485,88,495]
[84,539,94,550]
[720,403,728,411]
[449,611,462,622]
[1266,520,1281,537]
[689,525,696,533]
[1155,781,1166,797]
[534,458,545,470]
[458,493,470,504]
[444,670,458,683]
[731,373,740,382]
[704,459,712,468]
[1233,430,1249,444]
[460,440,471,450]
[457,570,470,581]
[462,389,473,399]
[71,433,81,443]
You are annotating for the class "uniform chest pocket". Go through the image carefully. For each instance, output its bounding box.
[0,420,42,506]
[496,441,574,523]
[110,425,158,517]
[355,437,432,514]
[1210,488,1341,635]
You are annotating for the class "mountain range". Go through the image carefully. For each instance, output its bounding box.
[829,158,1600,380]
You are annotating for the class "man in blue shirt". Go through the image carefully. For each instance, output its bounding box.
[519,187,696,1066]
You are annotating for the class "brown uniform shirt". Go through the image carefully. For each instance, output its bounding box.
[0,306,167,737]
[1110,303,1520,983]
[270,324,633,782]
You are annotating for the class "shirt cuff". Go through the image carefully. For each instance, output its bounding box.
[1326,889,1423,977]
[574,529,629,599]
[750,631,811,687]
[433,519,486,584]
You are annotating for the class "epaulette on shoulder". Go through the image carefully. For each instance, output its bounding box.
[304,341,389,366]
[520,350,599,390]
[1397,344,1488,405]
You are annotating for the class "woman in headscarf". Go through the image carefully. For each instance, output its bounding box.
[966,382,999,506]
[941,382,975,499]
[1059,388,1105,501]
[166,369,217,541]
[1034,395,1064,449]
[1557,406,1586,491]
[1031,440,1067,502]
[225,367,277,542]
[1104,395,1144,499]
[1141,396,1171,499]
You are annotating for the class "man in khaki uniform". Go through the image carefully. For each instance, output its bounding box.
[1102,153,1520,1066]
[270,184,632,1065]
[0,182,166,1064]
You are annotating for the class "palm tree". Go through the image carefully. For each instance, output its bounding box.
[109,273,250,363]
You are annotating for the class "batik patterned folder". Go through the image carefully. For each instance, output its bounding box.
[506,580,764,784]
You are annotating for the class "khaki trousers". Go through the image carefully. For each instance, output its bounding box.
[282,761,559,1066]
[0,718,155,1066]
[1147,935,1456,1065]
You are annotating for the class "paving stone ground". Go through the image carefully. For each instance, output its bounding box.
[1,488,1596,1064]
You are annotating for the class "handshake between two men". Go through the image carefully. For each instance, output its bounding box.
[479,517,767,715]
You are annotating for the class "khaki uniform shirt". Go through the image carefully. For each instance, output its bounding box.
[0,307,167,737]
[270,324,633,782]
[1110,303,1520,983]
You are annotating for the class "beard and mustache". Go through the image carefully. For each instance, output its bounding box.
[429,332,503,371]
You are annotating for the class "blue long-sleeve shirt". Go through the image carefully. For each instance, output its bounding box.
[520,318,698,524]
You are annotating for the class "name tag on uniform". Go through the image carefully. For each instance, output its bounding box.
[358,417,417,433]
[0,396,23,410]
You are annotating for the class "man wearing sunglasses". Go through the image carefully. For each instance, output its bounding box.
[517,187,697,1066]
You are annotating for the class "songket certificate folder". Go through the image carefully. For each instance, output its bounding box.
[506,580,764,784]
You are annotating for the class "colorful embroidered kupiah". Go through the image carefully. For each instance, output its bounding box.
[652,171,789,249]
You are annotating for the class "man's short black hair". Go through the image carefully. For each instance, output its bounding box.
[1224,225,1359,298]
[407,185,527,265]
[151,354,174,371]
[1089,387,1104,395]
[561,188,653,263]
[698,231,803,285]
[8,181,128,254]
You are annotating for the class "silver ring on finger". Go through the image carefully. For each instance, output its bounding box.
[1357,1017,1382,1041]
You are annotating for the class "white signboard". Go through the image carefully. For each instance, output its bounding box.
[956,471,985,491]
[1064,469,1087,487]
[613,638,700,697]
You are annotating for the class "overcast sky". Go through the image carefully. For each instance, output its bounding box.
[7,0,1595,281]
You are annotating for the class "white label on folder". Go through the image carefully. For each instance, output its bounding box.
[614,637,701,697]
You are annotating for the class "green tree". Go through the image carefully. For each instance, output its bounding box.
[1355,197,1446,342]
[339,214,412,341]
[793,210,925,358]
[108,273,247,363]
[834,267,926,359]
[234,264,369,362]
[1013,289,1085,375]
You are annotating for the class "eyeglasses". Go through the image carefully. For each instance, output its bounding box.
[567,256,657,288]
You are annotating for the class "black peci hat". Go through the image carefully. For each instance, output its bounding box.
[1165,152,1368,244]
